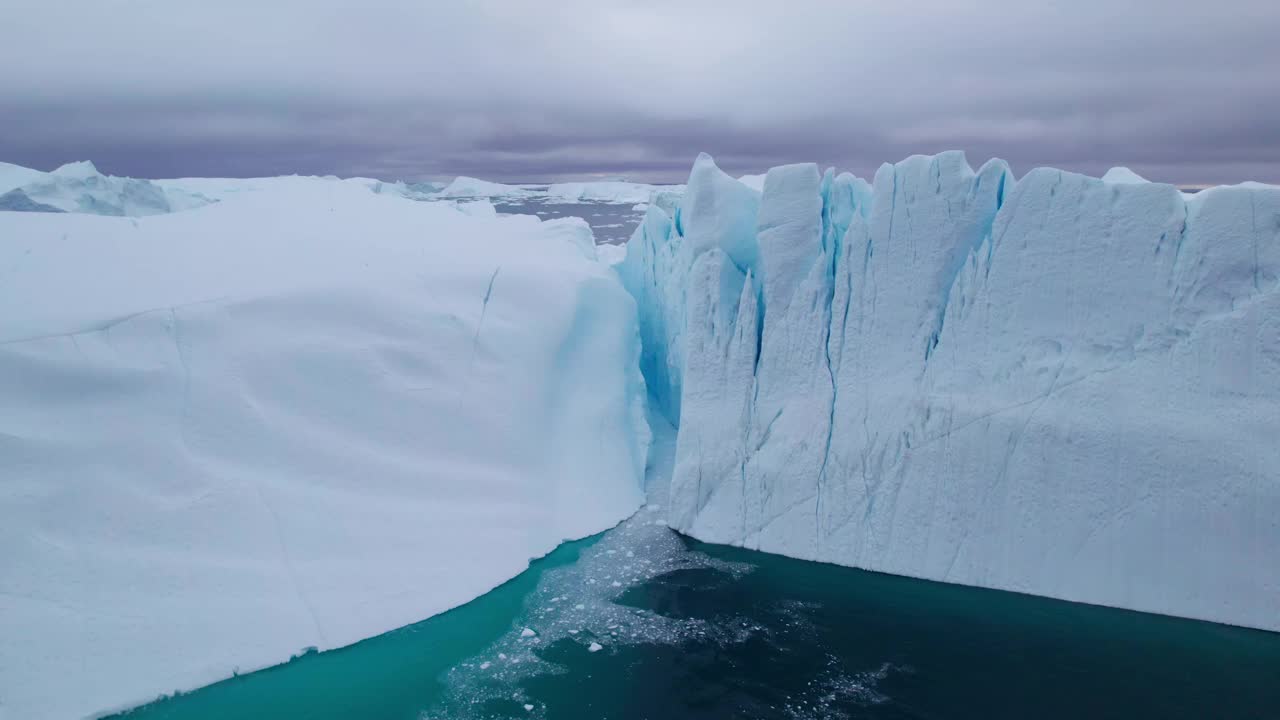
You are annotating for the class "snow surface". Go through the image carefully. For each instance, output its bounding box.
[0,176,650,720]
[620,151,1280,633]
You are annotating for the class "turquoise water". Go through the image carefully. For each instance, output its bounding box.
[116,512,1280,720]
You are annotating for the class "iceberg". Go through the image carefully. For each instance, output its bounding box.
[0,178,649,720]
[620,151,1280,633]
[0,161,216,216]
[546,181,685,205]
[435,175,531,198]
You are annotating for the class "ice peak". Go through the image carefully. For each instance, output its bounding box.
[1101,166,1148,184]
[52,160,101,179]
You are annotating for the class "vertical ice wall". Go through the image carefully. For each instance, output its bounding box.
[619,152,1280,632]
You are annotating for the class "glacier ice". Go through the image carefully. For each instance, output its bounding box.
[620,151,1280,632]
[0,176,649,720]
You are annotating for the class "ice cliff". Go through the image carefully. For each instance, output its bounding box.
[0,176,649,720]
[619,151,1279,632]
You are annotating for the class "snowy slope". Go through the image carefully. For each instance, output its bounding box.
[0,182,649,720]
[620,152,1280,632]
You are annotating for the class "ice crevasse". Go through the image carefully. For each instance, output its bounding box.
[618,151,1280,632]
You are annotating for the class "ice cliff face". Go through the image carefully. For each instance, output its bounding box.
[619,151,1280,632]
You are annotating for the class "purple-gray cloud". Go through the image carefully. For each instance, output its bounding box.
[2,0,1277,184]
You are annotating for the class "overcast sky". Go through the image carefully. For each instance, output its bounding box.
[2,1,1277,183]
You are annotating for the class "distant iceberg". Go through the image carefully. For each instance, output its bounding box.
[435,175,531,198]
[620,151,1280,633]
[546,180,685,205]
[0,161,216,216]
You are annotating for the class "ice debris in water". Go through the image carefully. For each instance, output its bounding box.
[426,461,756,718]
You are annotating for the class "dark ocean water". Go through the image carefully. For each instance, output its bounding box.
[116,517,1280,720]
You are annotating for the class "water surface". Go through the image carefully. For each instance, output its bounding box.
[117,509,1280,720]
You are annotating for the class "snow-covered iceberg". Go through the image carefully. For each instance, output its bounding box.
[0,178,649,720]
[0,161,215,216]
[620,151,1280,633]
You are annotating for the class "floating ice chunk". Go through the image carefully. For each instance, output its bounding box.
[588,642,603,653]
[520,628,536,638]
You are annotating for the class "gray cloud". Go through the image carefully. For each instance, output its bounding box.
[2,0,1277,184]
